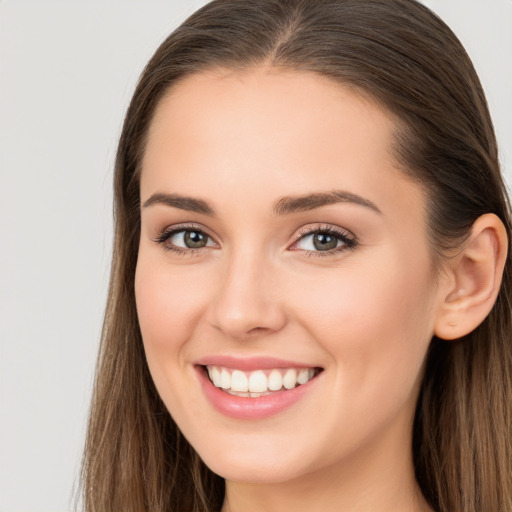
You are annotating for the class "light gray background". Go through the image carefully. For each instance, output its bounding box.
[0,1,510,511]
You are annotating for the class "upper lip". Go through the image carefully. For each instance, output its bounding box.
[195,355,322,372]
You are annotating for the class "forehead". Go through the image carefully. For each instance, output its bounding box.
[141,66,423,222]
[145,66,395,167]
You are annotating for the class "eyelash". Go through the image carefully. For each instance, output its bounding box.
[291,225,357,257]
[153,223,213,257]
[153,223,357,258]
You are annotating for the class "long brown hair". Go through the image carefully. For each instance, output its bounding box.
[80,1,512,510]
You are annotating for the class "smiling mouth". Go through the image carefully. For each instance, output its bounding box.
[203,365,323,397]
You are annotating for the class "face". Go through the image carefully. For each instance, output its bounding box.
[135,67,442,485]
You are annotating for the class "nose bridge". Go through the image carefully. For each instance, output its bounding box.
[209,244,286,338]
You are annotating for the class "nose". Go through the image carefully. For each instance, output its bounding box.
[207,250,287,340]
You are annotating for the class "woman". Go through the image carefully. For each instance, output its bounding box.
[80,0,512,511]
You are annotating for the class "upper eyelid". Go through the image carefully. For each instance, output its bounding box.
[158,223,353,237]
[293,224,355,241]
[159,223,215,239]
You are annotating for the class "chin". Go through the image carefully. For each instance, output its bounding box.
[207,459,305,484]
[195,440,313,484]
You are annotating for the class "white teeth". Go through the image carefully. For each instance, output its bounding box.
[226,390,272,397]
[209,366,221,387]
[268,369,283,391]
[206,365,319,395]
[231,370,249,392]
[248,370,268,393]
[283,369,297,390]
[297,368,310,385]
[220,368,231,389]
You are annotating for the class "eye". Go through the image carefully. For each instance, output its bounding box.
[170,229,212,249]
[154,225,217,253]
[291,226,356,255]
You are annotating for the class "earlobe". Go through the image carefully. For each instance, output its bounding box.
[434,213,508,340]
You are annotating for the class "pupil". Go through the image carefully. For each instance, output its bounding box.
[184,231,207,248]
[313,233,337,251]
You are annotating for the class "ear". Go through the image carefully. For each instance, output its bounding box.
[434,213,508,340]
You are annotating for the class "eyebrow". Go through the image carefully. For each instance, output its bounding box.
[273,190,382,216]
[142,193,216,215]
[142,190,381,216]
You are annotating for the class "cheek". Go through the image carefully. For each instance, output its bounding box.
[135,255,210,350]
[289,251,435,402]
[292,252,433,333]
[134,255,212,419]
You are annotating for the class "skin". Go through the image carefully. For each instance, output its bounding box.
[135,66,448,512]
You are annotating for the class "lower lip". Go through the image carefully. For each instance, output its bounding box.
[196,366,321,420]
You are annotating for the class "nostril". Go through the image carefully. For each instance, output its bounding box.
[247,326,268,334]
